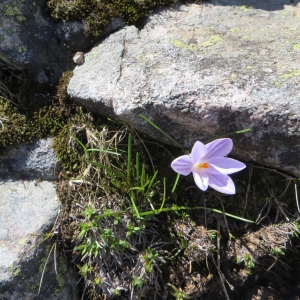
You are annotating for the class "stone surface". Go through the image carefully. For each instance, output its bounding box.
[0,139,77,299]
[0,0,71,83]
[0,137,59,180]
[0,0,124,83]
[0,178,78,300]
[68,0,300,176]
[73,52,85,65]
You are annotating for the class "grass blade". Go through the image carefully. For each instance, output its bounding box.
[140,205,254,223]
[136,152,140,184]
[87,160,127,180]
[172,174,180,193]
[159,178,167,211]
[38,242,56,294]
[127,133,132,182]
[140,114,185,150]
[141,164,145,187]
[54,120,87,152]
[146,171,158,195]
[205,128,251,143]
[130,191,140,218]
[86,148,120,155]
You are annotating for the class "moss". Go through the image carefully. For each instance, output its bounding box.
[172,39,197,51]
[18,238,27,245]
[9,266,25,278]
[293,44,300,51]
[0,58,81,153]
[3,3,26,23]
[55,273,65,293]
[54,71,73,105]
[54,257,68,292]
[25,280,39,292]
[230,27,241,32]
[202,35,223,47]
[47,0,202,37]
[279,70,300,80]
[17,45,27,53]
[39,257,47,273]
[240,4,253,12]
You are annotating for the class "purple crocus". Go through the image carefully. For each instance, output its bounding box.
[171,138,246,194]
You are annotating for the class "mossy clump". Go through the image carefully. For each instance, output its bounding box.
[54,70,73,105]
[47,0,202,37]
[0,98,28,148]
[0,59,78,153]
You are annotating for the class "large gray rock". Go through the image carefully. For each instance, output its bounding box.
[0,139,77,299]
[0,0,72,83]
[68,0,300,177]
[0,0,124,83]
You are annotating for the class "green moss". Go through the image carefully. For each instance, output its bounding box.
[3,3,26,23]
[0,54,10,64]
[279,70,300,79]
[54,257,68,292]
[293,44,300,51]
[230,27,241,32]
[9,266,25,278]
[172,39,197,51]
[240,5,253,12]
[25,280,39,292]
[18,238,27,245]
[17,45,27,53]
[202,35,223,47]
[47,0,202,37]
[55,273,65,293]
[0,64,78,153]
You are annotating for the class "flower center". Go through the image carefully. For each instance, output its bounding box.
[193,162,209,170]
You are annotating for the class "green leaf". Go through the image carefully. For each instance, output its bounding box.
[139,114,185,150]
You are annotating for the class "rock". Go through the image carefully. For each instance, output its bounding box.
[68,0,300,177]
[0,137,60,180]
[0,139,77,299]
[0,0,71,83]
[0,0,124,83]
[73,52,84,65]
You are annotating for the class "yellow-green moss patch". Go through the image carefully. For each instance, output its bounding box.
[202,35,223,47]
[172,39,197,51]
[279,70,300,79]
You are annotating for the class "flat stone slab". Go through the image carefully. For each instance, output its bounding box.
[0,178,78,299]
[0,179,57,282]
[68,0,300,176]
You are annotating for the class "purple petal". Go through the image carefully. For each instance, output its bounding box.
[171,155,193,176]
[208,173,235,194]
[207,157,246,174]
[191,141,207,163]
[193,172,209,191]
[204,138,233,159]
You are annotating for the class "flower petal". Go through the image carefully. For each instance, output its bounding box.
[208,173,236,194]
[171,155,193,176]
[204,138,233,159]
[193,171,209,191]
[207,157,246,174]
[191,141,207,163]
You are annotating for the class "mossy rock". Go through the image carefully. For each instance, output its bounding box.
[47,0,202,36]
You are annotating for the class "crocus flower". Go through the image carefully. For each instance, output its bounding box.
[171,138,246,194]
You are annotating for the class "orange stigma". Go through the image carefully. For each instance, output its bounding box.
[194,162,209,170]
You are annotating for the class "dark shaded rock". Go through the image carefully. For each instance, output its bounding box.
[0,0,124,84]
[0,137,59,180]
[67,0,300,177]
